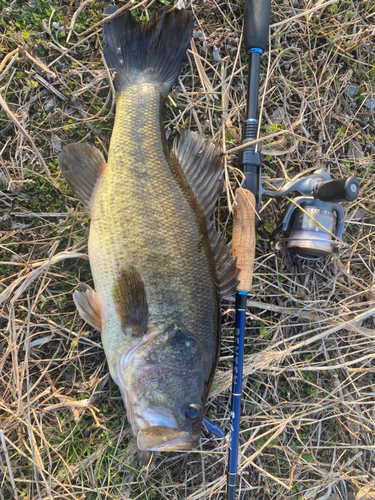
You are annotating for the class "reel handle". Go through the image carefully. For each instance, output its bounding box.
[244,0,272,53]
[314,177,359,202]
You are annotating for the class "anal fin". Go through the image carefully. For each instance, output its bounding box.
[113,266,148,337]
[73,284,102,331]
[58,144,106,211]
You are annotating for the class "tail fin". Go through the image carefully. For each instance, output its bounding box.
[102,6,193,97]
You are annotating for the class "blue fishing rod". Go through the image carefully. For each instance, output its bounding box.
[226,2,361,495]
[227,1,271,499]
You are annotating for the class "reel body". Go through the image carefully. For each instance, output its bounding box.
[259,168,359,259]
[270,198,345,259]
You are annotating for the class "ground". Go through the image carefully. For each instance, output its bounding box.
[0,0,375,499]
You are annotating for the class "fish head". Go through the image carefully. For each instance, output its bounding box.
[116,322,213,452]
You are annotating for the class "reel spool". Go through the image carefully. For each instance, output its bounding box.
[259,169,359,260]
[270,199,346,259]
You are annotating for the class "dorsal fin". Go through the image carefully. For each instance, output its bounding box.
[58,143,106,211]
[73,284,102,331]
[112,266,148,337]
[207,222,239,297]
[171,130,237,296]
[171,130,224,218]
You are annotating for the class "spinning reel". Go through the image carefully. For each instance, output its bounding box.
[261,169,359,259]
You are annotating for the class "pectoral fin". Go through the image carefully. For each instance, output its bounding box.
[113,266,148,337]
[58,143,106,211]
[73,284,102,331]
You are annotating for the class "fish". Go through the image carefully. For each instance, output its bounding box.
[57,5,237,456]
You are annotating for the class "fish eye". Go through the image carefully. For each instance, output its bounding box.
[185,403,200,419]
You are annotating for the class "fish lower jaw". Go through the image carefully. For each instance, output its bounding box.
[144,438,197,452]
[137,427,198,452]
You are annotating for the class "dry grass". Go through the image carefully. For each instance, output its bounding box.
[1,0,375,499]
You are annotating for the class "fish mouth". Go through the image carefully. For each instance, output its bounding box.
[114,327,201,453]
[137,426,198,451]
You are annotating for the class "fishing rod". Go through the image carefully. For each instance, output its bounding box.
[227,1,271,499]
[227,1,360,496]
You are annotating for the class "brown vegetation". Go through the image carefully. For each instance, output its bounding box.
[0,0,374,498]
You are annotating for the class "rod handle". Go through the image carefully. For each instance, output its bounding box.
[244,0,271,53]
[232,188,256,291]
[314,177,359,203]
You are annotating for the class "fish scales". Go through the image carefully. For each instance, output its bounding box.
[58,6,237,455]
[89,84,219,363]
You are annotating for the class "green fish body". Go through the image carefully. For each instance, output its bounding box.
[58,6,237,454]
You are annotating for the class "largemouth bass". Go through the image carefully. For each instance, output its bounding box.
[58,5,237,455]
